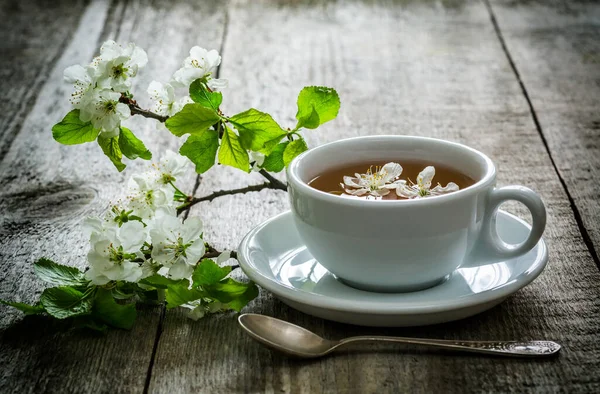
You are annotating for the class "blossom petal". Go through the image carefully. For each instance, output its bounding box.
[168,257,194,280]
[430,182,460,195]
[395,184,419,199]
[344,187,369,196]
[181,217,203,242]
[380,162,403,182]
[119,220,146,252]
[417,166,435,189]
[343,176,364,189]
[207,78,228,91]
[185,240,206,263]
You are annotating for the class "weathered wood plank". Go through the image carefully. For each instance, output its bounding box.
[0,0,226,392]
[148,0,600,393]
[487,0,600,269]
[0,0,89,159]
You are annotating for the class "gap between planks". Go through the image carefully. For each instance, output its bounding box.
[483,0,600,274]
[141,5,231,393]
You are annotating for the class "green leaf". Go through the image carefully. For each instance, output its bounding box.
[71,316,108,332]
[139,275,186,290]
[33,258,88,287]
[296,86,340,129]
[229,109,287,154]
[93,288,136,330]
[165,280,205,309]
[165,103,220,137]
[118,127,152,160]
[179,130,219,174]
[40,287,93,319]
[0,300,45,315]
[98,135,126,172]
[192,259,231,287]
[52,110,100,145]
[262,142,289,172]
[205,279,259,312]
[218,126,249,172]
[189,79,223,111]
[283,138,308,166]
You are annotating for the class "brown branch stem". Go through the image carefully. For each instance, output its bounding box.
[119,95,169,123]
[177,182,282,214]
[258,169,287,191]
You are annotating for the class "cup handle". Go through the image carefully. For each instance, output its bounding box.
[479,186,547,259]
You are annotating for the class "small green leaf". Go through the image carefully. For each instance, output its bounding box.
[283,138,308,166]
[52,110,100,145]
[189,79,223,111]
[98,135,126,172]
[165,280,205,309]
[179,130,220,174]
[296,86,340,129]
[205,278,259,312]
[93,288,136,330]
[192,259,231,287]
[34,258,88,287]
[229,109,287,154]
[118,127,152,160]
[218,126,249,172]
[261,142,289,172]
[165,103,220,137]
[139,275,186,290]
[0,300,45,315]
[40,287,93,319]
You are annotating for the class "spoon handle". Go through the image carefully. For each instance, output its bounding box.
[337,336,561,357]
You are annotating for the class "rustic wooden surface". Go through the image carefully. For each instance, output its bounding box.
[0,0,599,393]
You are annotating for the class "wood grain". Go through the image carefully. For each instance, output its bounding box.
[487,0,600,269]
[0,0,226,392]
[146,0,600,393]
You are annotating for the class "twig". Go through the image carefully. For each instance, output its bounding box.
[129,105,168,122]
[177,182,281,214]
[258,169,287,191]
[119,95,169,123]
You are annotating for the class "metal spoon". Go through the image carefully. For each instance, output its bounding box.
[238,314,561,358]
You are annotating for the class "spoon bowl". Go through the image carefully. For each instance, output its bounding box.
[238,313,561,359]
[238,313,335,357]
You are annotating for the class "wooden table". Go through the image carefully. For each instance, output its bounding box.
[1,0,599,392]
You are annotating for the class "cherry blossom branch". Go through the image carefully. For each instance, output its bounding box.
[258,169,287,191]
[177,182,282,214]
[120,95,169,123]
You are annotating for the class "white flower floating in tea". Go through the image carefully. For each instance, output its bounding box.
[395,166,459,199]
[341,162,403,197]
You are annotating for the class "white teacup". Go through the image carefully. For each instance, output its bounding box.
[286,135,546,293]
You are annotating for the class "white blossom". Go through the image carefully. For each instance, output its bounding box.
[150,214,205,280]
[157,149,189,183]
[126,171,175,219]
[342,162,403,197]
[79,89,130,136]
[85,221,147,285]
[147,81,192,117]
[63,64,96,108]
[171,46,228,89]
[395,166,459,199]
[95,40,148,92]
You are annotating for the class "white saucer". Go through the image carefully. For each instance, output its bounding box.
[238,210,548,327]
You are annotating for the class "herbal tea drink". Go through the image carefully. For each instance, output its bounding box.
[287,135,547,292]
[308,160,476,200]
